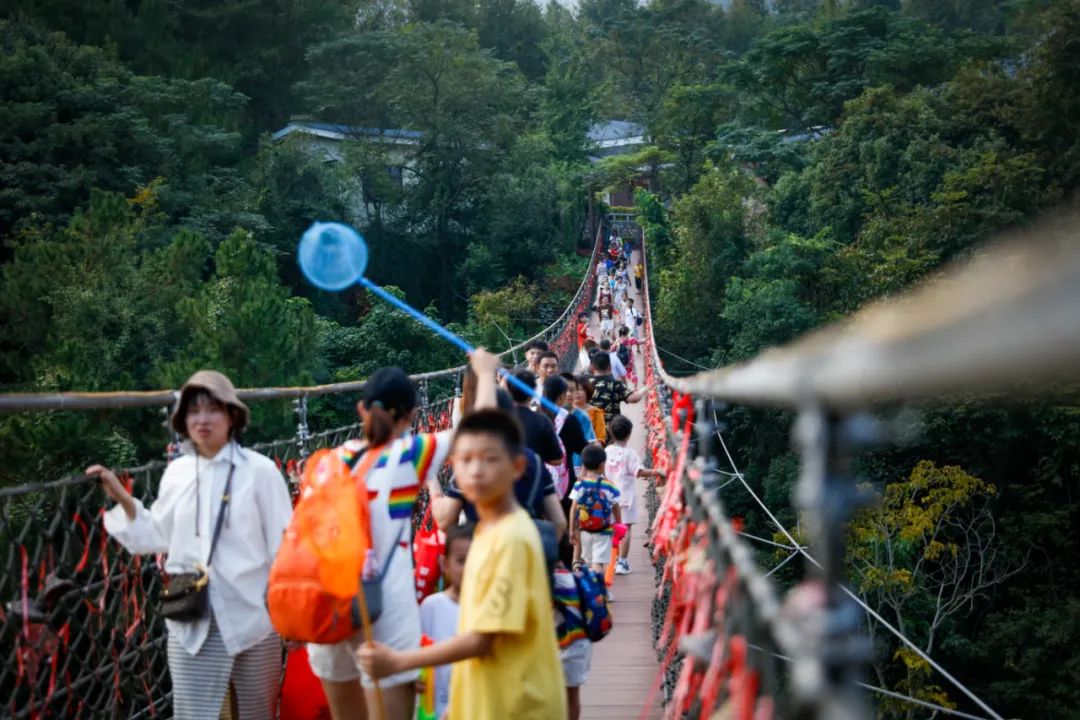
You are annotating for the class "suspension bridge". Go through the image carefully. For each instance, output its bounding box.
[2,206,1079,720]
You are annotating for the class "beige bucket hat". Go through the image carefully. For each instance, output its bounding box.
[170,370,250,436]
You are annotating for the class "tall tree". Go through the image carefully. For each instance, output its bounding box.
[0,20,245,237]
[849,461,1025,717]
[655,162,754,361]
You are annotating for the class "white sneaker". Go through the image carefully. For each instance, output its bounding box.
[605,588,615,603]
[615,559,631,575]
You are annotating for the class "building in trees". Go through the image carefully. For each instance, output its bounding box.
[272,122,419,222]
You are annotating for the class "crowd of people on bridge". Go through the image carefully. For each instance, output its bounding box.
[87,230,656,720]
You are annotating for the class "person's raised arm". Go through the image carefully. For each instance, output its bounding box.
[432,495,465,531]
[469,348,501,411]
[626,387,646,403]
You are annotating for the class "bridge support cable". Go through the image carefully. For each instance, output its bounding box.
[0,226,607,719]
[639,253,869,719]
[711,409,1006,720]
[746,644,1000,720]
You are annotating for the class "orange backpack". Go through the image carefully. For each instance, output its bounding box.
[267,444,384,644]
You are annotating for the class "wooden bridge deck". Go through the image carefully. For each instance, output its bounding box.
[581,249,663,720]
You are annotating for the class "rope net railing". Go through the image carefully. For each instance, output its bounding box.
[629,209,1080,718]
[635,234,797,719]
[0,227,603,719]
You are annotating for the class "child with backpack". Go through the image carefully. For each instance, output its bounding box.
[357,355,567,720]
[284,352,498,720]
[569,444,621,597]
[419,523,474,719]
[604,416,662,576]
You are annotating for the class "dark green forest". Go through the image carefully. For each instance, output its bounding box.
[1,0,1079,717]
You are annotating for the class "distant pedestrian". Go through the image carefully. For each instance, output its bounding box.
[604,416,662,576]
[599,307,615,342]
[523,339,549,375]
[588,353,644,426]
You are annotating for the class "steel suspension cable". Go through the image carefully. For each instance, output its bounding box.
[746,644,998,720]
[710,412,1007,720]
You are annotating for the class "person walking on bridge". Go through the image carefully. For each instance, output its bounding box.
[522,339,549,375]
[588,352,645,426]
[304,360,486,720]
[88,370,293,720]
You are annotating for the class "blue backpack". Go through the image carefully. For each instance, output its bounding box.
[573,565,613,642]
[576,478,613,533]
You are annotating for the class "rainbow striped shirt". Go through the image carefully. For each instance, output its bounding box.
[337,432,449,518]
[376,433,442,519]
[553,566,587,648]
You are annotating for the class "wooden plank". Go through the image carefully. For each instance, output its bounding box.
[582,254,665,720]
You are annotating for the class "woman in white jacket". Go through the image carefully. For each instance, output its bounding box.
[87,370,293,720]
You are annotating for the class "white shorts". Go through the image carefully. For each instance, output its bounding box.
[560,639,593,687]
[619,492,639,525]
[307,598,421,687]
[580,531,613,566]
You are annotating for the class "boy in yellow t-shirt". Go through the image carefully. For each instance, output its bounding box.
[359,353,566,720]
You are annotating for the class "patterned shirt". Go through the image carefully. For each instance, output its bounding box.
[335,432,451,623]
[588,374,629,424]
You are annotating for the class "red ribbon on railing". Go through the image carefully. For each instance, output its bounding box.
[633,228,778,719]
[670,391,695,429]
[73,512,91,573]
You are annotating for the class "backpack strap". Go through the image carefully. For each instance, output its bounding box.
[341,442,387,473]
[339,441,390,559]
[377,522,408,581]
